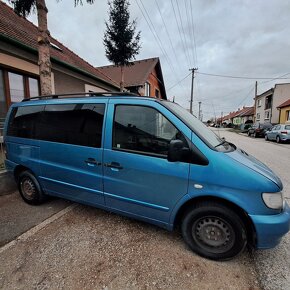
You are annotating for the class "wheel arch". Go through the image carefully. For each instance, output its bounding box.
[14,165,31,182]
[173,195,256,246]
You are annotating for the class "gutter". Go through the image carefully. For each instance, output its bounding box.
[0,34,119,90]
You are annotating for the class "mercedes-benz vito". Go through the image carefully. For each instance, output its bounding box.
[3,92,290,260]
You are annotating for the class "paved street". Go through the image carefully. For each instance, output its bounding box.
[212,128,290,290]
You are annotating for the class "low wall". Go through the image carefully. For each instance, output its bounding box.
[0,170,16,196]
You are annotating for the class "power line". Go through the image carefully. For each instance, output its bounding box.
[167,72,191,91]
[154,0,183,75]
[189,0,198,66]
[175,0,192,66]
[170,0,191,66]
[260,72,290,84]
[184,0,195,66]
[135,0,179,83]
[196,71,290,80]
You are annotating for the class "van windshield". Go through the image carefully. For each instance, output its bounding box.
[162,101,232,151]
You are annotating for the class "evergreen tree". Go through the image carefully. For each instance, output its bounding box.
[104,0,141,91]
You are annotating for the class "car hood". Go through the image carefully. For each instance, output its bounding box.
[226,148,283,190]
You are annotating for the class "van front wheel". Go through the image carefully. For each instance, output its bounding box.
[181,201,247,260]
[18,171,46,205]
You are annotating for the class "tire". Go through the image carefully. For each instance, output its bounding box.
[18,170,46,205]
[181,201,247,261]
[276,136,280,143]
[247,131,251,137]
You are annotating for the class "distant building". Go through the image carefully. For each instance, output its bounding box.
[277,99,290,124]
[254,83,290,124]
[97,57,167,100]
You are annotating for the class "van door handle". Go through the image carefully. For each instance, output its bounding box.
[104,162,123,170]
[85,158,101,166]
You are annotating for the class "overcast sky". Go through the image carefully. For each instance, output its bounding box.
[4,0,290,120]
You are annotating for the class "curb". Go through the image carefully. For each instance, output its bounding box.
[0,170,17,196]
[0,203,78,254]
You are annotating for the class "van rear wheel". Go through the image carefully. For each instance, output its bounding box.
[18,171,46,205]
[181,201,247,261]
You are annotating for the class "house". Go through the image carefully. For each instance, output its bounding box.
[277,99,290,124]
[0,1,119,127]
[97,58,167,100]
[254,83,290,124]
[237,107,254,125]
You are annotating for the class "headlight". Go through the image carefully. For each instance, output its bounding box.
[262,192,284,210]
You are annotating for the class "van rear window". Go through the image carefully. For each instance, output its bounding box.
[7,105,44,139]
[7,104,105,148]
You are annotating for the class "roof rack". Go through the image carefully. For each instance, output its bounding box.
[22,91,139,102]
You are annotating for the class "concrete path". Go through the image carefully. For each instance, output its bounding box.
[0,191,70,246]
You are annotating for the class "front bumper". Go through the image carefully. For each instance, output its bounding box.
[249,201,290,249]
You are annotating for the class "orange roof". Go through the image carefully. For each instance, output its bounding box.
[277,99,290,108]
[0,1,119,88]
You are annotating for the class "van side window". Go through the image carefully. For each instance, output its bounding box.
[7,105,44,138]
[113,105,184,156]
[8,104,105,148]
[37,104,105,148]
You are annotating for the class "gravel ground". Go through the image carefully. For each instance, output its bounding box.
[213,128,290,290]
[0,205,259,290]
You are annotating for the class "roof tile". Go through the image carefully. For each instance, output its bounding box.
[97,58,159,87]
[0,1,119,88]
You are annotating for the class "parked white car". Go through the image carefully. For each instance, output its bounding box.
[265,124,290,143]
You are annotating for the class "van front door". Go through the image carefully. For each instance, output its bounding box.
[103,100,190,227]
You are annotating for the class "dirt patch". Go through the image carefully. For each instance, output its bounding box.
[0,205,260,289]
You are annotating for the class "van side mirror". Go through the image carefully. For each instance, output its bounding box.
[167,140,189,162]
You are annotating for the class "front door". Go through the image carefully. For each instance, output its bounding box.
[103,100,190,227]
[38,102,106,206]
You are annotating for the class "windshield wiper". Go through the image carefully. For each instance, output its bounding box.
[214,140,228,148]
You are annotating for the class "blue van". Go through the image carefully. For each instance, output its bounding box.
[3,92,290,260]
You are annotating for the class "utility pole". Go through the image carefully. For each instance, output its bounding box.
[254,81,257,122]
[189,68,198,114]
[198,101,202,120]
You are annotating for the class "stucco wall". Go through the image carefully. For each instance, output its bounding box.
[272,84,290,123]
[0,52,39,75]
[279,106,290,124]
[255,95,266,123]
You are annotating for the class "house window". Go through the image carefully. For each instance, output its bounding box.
[0,70,7,119]
[0,68,40,119]
[145,82,151,96]
[287,110,290,122]
[8,72,25,103]
[29,77,39,97]
[265,111,270,120]
[257,99,262,107]
[256,113,260,121]
[155,89,160,99]
[265,95,272,110]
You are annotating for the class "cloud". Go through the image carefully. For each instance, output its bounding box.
[4,0,290,119]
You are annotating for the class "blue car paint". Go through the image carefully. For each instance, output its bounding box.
[3,96,290,249]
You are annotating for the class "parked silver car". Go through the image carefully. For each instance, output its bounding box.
[265,124,290,143]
